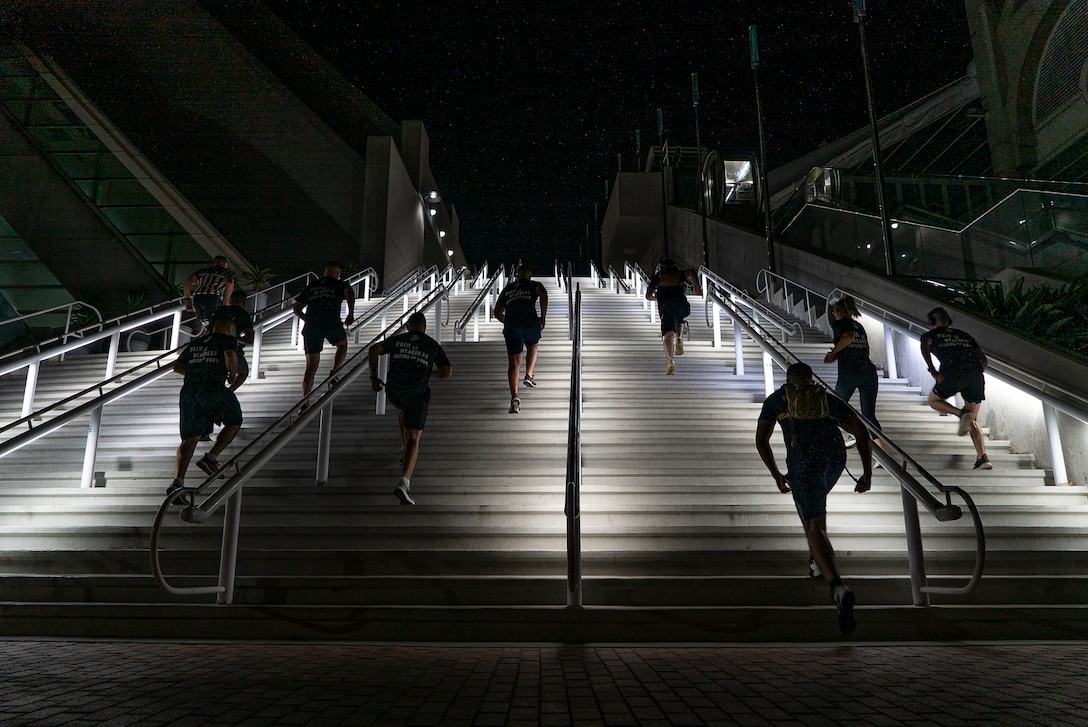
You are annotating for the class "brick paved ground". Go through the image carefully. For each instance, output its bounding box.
[1,641,1086,726]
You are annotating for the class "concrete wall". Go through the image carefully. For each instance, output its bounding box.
[363,137,425,289]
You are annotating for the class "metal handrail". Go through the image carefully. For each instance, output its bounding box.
[564,284,582,607]
[755,268,825,328]
[700,266,804,342]
[606,265,631,294]
[454,265,503,338]
[0,300,103,341]
[707,286,984,602]
[151,282,459,603]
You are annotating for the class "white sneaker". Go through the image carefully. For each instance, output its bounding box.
[843,436,857,449]
[509,397,521,414]
[393,479,415,505]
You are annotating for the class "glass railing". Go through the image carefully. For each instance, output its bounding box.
[776,168,1088,281]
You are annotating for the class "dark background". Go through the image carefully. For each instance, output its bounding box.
[263,1,974,267]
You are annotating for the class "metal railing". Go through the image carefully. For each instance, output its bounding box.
[700,267,804,343]
[0,300,104,357]
[606,265,631,294]
[454,264,505,342]
[151,280,461,604]
[755,268,825,330]
[705,285,984,606]
[564,284,583,608]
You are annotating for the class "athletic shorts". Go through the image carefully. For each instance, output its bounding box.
[658,297,690,336]
[503,324,542,356]
[386,386,431,430]
[933,371,985,404]
[786,449,847,521]
[303,321,347,355]
[179,383,242,440]
[192,294,222,325]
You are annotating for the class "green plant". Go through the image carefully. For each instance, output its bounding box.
[239,263,275,291]
[122,289,148,313]
[952,276,1088,360]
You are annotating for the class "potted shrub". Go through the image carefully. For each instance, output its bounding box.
[239,263,275,312]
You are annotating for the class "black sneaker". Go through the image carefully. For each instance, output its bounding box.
[196,455,219,477]
[973,455,993,470]
[833,585,857,635]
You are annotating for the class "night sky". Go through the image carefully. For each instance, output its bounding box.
[262,1,974,266]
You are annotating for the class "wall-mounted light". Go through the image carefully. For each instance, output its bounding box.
[890,221,899,229]
[427,190,440,202]
[429,208,437,217]
[447,249,454,257]
[439,230,446,238]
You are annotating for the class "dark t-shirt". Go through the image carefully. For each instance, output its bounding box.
[179,332,236,385]
[831,318,871,372]
[759,385,850,461]
[920,327,983,376]
[191,266,234,297]
[297,277,350,326]
[496,279,543,326]
[650,272,687,302]
[383,331,450,394]
[215,305,253,355]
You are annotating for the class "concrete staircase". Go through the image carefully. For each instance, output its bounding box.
[1,274,1087,642]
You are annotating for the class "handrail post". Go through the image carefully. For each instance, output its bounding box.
[21,360,39,419]
[733,319,745,376]
[316,404,333,486]
[251,325,264,380]
[1042,402,1068,485]
[901,486,930,606]
[105,331,121,380]
[711,303,722,348]
[762,350,775,397]
[216,489,243,605]
[170,310,182,349]
[565,480,582,607]
[79,405,104,488]
[434,297,443,345]
[883,323,898,380]
[375,355,388,415]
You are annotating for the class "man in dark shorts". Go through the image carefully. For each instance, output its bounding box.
[368,311,452,505]
[168,312,243,496]
[645,259,701,375]
[495,265,547,414]
[183,255,234,335]
[293,262,355,398]
[920,306,992,470]
[215,289,255,389]
[756,362,872,635]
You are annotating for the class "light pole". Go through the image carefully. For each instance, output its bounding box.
[853,0,896,276]
[750,25,776,274]
[693,72,710,269]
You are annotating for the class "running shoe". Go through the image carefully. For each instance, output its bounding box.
[973,455,993,470]
[808,556,822,579]
[957,409,975,436]
[523,374,537,388]
[833,585,857,635]
[843,435,857,449]
[196,454,219,477]
[666,361,675,376]
[675,340,684,356]
[393,479,415,505]
[509,397,521,414]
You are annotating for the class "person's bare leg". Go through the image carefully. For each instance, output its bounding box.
[302,353,321,396]
[507,353,523,398]
[207,424,240,460]
[331,340,348,375]
[662,331,676,363]
[965,402,987,458]
[927,391,961,416]
[174,436,200,481]
[525,344,539,380]
[402,428,423,480]
[803,515,840,585]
